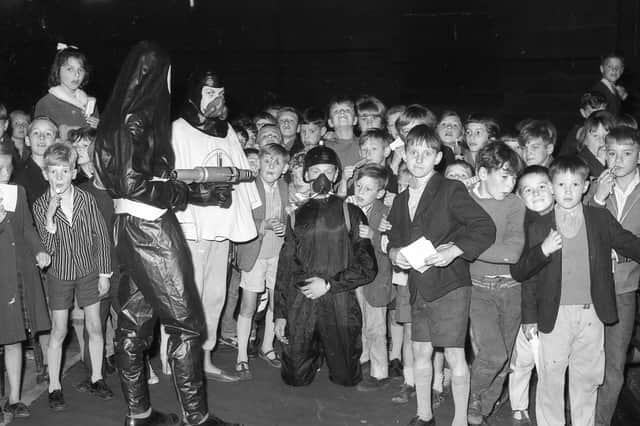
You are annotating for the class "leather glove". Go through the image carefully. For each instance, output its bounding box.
[187,182,233,208]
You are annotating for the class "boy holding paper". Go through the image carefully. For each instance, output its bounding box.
[387,125,495,426]
[466,142,526,425]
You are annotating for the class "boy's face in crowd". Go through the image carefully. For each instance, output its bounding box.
[523,138,553,166]
[360,138,390,166]
[354,176,385,208]
[465,122,490,153]
[437,116,463,145]
[246,153,260,174]
[445,164,472,181]
[386,111,402,139]
[300,123,325,147]
[552,171,589,210]
[405,142,442,179]
[328,103,357,130]
[44,163,77,195]
[11,113,30,140]
[605,140,640,178]
[0,155,13,184]
[291,165,309,189]
[519,173,554,213]
[26,119,57,157]
[59,57,86,92]
[72,137,93,165]
[601,57,624,85]
[259,153,288,184]
[585,124,608,155]
[358,111,383,133]
[305,163,338,183]
[479,165,517,200]
[277,111,299,139]
[257,126,283,147]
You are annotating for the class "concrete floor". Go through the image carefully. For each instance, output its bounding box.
[8,343,640,426]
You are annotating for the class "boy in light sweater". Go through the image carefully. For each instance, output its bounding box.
[467,142,526,425]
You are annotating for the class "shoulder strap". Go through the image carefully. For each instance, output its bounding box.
[343,201,351,233]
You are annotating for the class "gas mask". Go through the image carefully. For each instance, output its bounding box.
[311,173,333,194]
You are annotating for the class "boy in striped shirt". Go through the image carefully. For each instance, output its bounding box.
[33,142,113,411]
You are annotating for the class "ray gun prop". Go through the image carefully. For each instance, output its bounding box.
[169,166,255,208]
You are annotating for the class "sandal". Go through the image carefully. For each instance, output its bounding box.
[235,361,253,381]
[4,401,31,418]
[258,349,282,368]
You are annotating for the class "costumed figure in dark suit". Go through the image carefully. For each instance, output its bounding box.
[94,41,240,426]
[273,146,377,387]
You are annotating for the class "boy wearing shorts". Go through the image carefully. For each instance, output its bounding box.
[387,125,495,426]
[33,142,112,410]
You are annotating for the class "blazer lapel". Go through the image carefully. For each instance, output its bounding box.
[619,182,640,224]
[411,173,442,223]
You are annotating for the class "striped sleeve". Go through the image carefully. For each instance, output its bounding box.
[87,193,112,275]
[32,195,57,256]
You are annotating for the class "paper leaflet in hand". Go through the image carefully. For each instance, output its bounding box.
[0,183,18,212]
[400,236,437,273]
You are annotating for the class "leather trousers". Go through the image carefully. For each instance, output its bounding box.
[114,212,209,424]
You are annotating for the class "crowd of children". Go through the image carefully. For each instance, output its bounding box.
[0,43,639,426]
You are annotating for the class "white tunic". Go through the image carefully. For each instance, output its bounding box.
[171,118,261,242]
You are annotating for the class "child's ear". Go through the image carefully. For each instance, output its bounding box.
[384,146,391,159]
[281,164,289,175]
[546,144,554,156]
[296,124,301,134]
[477,166,488,180]
[376,188,386,200]
[583,179,590,194]
[320,126,327,137]
[72,168,78,180]
[352,116,358,126]
[435,151,443,165]
[25,136,32,147]
[600,65,605,76]
[327,118,335,130]
[42,169,48,181]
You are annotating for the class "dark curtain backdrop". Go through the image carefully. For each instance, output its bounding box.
[1,0,639,137]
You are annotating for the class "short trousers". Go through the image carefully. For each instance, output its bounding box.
[411,285,471,347]
[240,256,279,293]
[47,272,100,311]
[393,284,412,323]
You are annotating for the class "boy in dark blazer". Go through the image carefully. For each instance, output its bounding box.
[520,156,640,426]
[387,125,496,426]
[347,164,395,392]
[591,53,627,117]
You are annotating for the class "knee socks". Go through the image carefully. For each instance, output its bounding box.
[451,372,471,426]
[415,366,433,421]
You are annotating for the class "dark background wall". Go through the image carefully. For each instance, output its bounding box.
[1,0,639,136]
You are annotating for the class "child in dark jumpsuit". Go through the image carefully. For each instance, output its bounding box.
[274,146,377,387]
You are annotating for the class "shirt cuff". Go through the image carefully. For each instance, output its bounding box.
[46,222,57,234]
[99,272,113,279]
